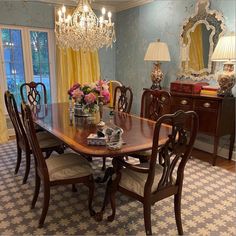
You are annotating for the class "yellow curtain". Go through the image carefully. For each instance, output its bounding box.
[55,6,101,102]
[189,24,204,71]
[0,86,8,143]
[56,47,100,102]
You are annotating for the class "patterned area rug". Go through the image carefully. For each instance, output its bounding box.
[0,140,235,236]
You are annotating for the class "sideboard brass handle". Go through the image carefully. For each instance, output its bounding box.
[180,100,188,105]
[203,102,211,108]
[161,97,166,101]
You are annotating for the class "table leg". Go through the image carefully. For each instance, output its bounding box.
[95,167,114,183]
[94,157,123,222]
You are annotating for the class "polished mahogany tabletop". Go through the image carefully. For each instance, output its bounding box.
[32,103,171,157]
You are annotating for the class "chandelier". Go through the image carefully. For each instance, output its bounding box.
[55,0,116,51]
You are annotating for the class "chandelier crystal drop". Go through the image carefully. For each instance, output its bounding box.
[55,0,116,51]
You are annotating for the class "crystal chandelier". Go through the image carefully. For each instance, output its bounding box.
[55,0,116,51]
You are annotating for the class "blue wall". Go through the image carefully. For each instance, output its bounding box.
[115,0,236,114]
[0,0,235,112]
[0,1,54,29]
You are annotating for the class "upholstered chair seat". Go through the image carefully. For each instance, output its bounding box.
[46,153,93,181]
[119,162,175,197]
[36,131,63,149]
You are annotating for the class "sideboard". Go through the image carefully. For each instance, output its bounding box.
[144,88,235,165]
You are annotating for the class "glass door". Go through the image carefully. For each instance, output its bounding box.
[1,28,25,106]
[30,31,51,103]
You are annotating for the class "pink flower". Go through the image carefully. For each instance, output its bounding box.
[72,89,84,102]
[85,92,97,104]
[101,90,110,103]
[68,83,80,96]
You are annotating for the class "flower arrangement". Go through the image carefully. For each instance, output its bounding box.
[68,80,110,113]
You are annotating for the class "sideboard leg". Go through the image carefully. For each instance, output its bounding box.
[229,132,235,160]
[212,136,219,166]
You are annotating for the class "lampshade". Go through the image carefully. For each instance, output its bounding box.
[144,41,170,62]
[211,34,236,62]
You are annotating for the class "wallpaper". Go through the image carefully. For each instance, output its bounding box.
[115,0,236,114]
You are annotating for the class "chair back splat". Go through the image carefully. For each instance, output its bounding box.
[141,90,171,120]
[148,110,198,194]
[20,81,47,106]
[113,85,133,113]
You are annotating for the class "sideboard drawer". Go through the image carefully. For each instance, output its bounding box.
[195,99,219,110]
[171,97,193,111]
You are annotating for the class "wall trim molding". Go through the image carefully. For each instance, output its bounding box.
[24,0,154,12]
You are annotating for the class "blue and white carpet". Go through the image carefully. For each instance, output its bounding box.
[0,140,235,235]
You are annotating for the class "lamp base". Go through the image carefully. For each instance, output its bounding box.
[150,83,161,90]
[150,62,163,90]
[217,63,235,97]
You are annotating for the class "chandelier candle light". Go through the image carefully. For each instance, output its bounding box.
[55,0,116,51]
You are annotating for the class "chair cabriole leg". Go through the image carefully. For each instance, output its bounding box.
[23,150,31,184]
[15,144,22,174]
[38,182,50,228]
[174,192,184,235]
[31,173,41,209]
[143,202,152,235]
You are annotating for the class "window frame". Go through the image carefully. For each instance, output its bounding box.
[0,24,56,114]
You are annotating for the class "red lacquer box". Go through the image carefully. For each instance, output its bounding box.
[170,80,209,94]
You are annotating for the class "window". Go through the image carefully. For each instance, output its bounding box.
[30,31,51,103]
[0,26,55,108]
[1,28,25,106]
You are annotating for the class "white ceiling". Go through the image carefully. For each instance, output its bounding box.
[24,0,153,12]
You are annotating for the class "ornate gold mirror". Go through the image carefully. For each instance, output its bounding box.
[180,0,226,80]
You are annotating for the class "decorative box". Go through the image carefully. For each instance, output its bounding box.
[170,80,209,94]
[87,134,107,146]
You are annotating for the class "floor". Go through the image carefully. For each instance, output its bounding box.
[192,148,235,173]
[0,139,235,235]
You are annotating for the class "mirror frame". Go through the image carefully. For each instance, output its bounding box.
[179,0,226,81]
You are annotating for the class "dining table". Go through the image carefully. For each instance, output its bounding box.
[31,102,172,158]
[30,102,173,219]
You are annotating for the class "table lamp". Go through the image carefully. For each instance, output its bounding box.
[144,39,170,90]
[211,33,236,96]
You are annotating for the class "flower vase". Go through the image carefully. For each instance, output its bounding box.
[74,101,83,117]
[86,111,100,125]
[69,97,73,112]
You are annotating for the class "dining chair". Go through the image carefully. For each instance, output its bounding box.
[99,110,198,235]
[107,80,123,108]
[140,89,171,120]
[131,89,171,162]
[4,91,64,184]
[20,81,47,105]
[113,85,133,113]
[20,81,48,133]
[102,85,133,170]
[21,102,95,228]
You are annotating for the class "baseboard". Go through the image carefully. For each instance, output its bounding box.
[194,139,236,161]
